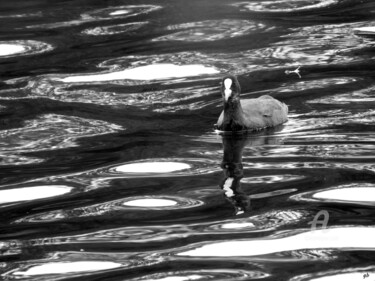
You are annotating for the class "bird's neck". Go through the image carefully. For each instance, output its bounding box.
[223,97,246,131]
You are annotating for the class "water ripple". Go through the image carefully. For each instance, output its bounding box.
[233,0,339,13]
[0,114,122,165]
[82,22,148,36]
[242,21,375,67]
[0,114,123,153]
[114,162,191,174]
[0,40,53,58]
[122,196,204,209]
[1,249,161,280]
[177,227,375,257]
[1,1,375,280]
[0,185,73,205]
[60,64,219,83]
[130,269,269,281]
[82,5,161,20]
[26,5,161,29]
[11,208,306,246]
[154,19,270,42]
[242,175,305,184]
[0,12,42,19]
[290,267,375,281]
[103,158,218,178]
[7,261,122,277]
[13,195,203,223]
[308,85,375,104]
[291,183,375,206]
[0,153,43,166]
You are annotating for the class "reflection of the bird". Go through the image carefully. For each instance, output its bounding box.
[219,128,284,215]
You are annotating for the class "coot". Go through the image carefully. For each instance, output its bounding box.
[216,75,288,132]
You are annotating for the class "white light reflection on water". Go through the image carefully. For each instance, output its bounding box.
[133,269,269,281]
[115,162,191,173]
[83,5,161,20]
[178,227,375,257]
[0,40,53,58]
[233,0,339,12]
[0,44,26,56]
[314,187,375,202]
[291,183,375,205]
[7,68,218,108]
[60,64,219,83]
[354,26,375,35]
[105,158,218,179]
[0,185,73,204]
[109,10,130,16]
[9,261,122,276]
[123,198,178,207]
[221,222,255,229]
[141,275,201,281]
[14,196,204,223]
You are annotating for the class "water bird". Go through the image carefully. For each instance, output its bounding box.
[215,75,288,132]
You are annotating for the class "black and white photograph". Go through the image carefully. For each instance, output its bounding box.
[0,0,374,280]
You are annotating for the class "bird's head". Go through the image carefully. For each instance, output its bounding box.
[221,75,241,103]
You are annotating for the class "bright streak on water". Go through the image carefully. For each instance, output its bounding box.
[0,44,26,56]
[146,276,202,281]
[12,261,122,276]
[313,187,375,202]
[178,227,375,257]
[221,222,255,229]
[353,26,375,35]
[234,0,339,12]
[109,10,130,16]
[60,64,219,82]
[123,198,178,207]
[0,185,73,204]
[115,162,191,173]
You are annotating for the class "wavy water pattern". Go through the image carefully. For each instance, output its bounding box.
[0,40,52,58]
[1,0,375,280]
[26,5,161,29]
[155,20,270,42]
[82,22,148,36]
[234,0,339,13]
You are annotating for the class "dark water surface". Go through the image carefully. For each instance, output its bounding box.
[1,0,375,280]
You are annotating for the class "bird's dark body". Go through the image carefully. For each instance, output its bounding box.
[216,76,288,132]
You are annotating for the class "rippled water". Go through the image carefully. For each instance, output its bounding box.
[1,0,375,280]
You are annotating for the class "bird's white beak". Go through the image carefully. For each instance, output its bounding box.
[224,78,232,102]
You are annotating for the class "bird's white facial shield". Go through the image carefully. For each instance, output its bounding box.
[224,78,232,101]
